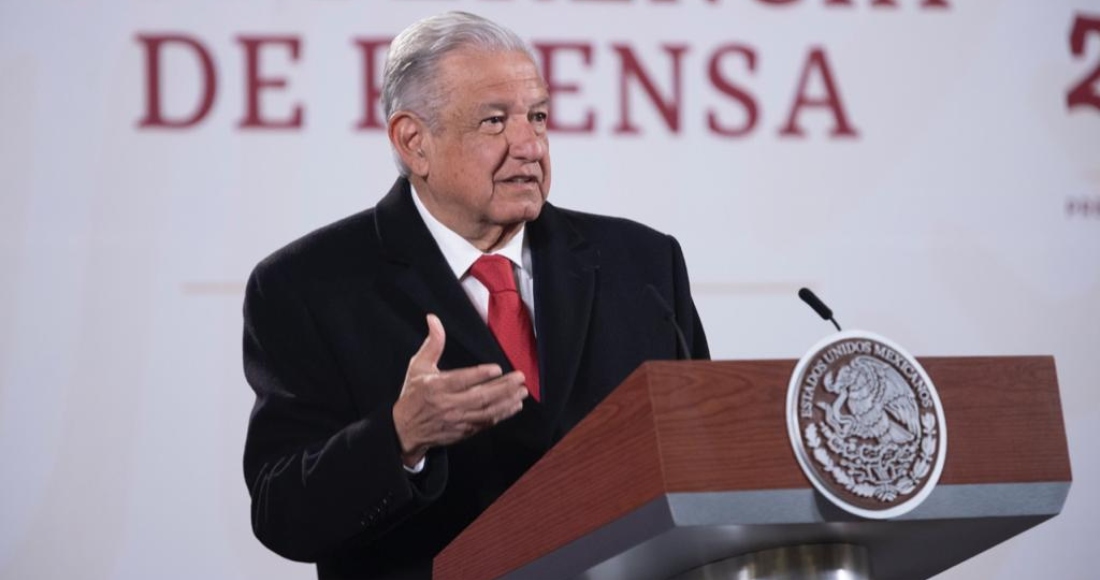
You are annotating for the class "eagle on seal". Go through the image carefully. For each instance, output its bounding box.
[818,355,921,444]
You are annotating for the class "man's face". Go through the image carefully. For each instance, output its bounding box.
[415,49,551,247]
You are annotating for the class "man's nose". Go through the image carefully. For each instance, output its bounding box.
[506,120,546,161]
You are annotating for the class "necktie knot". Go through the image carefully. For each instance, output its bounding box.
[469,254,517,294]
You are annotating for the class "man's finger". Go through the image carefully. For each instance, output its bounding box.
[450,372,527,411]
[458,378,528,425]
[431,363,505,392]
[409,314,446,374]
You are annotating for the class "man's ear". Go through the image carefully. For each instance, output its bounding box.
[388,112,430,177]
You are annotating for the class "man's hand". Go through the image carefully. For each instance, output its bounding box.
[392,314,529,467]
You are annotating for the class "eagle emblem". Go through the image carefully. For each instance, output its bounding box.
[787,331,947,519]
[819,355,920,445]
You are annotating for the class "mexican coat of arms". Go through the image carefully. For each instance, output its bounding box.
[786,331,948,519]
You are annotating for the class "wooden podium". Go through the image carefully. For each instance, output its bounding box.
[434,357,1071,580]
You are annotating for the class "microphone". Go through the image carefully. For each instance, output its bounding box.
[798,287,842,332]
[646,284,692,360]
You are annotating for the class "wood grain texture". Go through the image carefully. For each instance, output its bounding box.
[647,360,804,491]
[434,356,1070,579]
[646,356,1070,491]
[925,356,1071,484]
[434,367,667,579]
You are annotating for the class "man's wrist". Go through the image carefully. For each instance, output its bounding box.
[392,402,427,468]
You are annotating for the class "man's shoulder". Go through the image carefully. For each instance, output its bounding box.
[252,207,380,281]
[544,204,673,248]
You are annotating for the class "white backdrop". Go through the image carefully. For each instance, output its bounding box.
[2,0,1098,578]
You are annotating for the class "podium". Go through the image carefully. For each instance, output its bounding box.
[434,357,1071,580]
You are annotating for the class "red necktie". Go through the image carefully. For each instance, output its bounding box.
[469,255,540,401]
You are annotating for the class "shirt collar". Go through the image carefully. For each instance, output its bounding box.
[409,184,529,278]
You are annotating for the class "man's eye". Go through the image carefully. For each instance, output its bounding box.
[531,112,548,123]
[481,116,505,127]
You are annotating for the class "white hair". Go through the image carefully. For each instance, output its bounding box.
[382,12,537,176]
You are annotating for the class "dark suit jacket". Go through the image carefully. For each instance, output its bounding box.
[242,178,708,579]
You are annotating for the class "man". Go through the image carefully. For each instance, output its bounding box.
[243,11,708,579]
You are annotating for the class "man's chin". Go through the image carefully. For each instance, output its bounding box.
[496,205,542,227]
[495,191,546,222]
[523,198,547,222]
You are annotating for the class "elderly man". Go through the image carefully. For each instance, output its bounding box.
[242,11,708,579]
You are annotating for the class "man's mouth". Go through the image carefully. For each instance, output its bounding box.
[501,175,538,184]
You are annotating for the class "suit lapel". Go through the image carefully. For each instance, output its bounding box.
[374,178,508,370]
[528,204,598,415]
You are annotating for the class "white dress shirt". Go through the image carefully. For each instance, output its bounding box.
[409,186,537,325]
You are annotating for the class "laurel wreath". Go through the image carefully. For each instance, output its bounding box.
[804,412,937,503]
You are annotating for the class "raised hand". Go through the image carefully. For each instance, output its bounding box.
[391,314,529,467]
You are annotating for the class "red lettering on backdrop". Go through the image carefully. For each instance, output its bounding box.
[779,47,858,138]
[135,32,863,139]
[354,38,392,130]
[237,36,304,129]
[1067,14,1100,112]
[707,44,758,137]
[534,42,597,133]
[613,44,688,134]
[135,34,217,129]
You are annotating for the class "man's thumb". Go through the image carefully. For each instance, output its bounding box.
[410,313,445,371]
